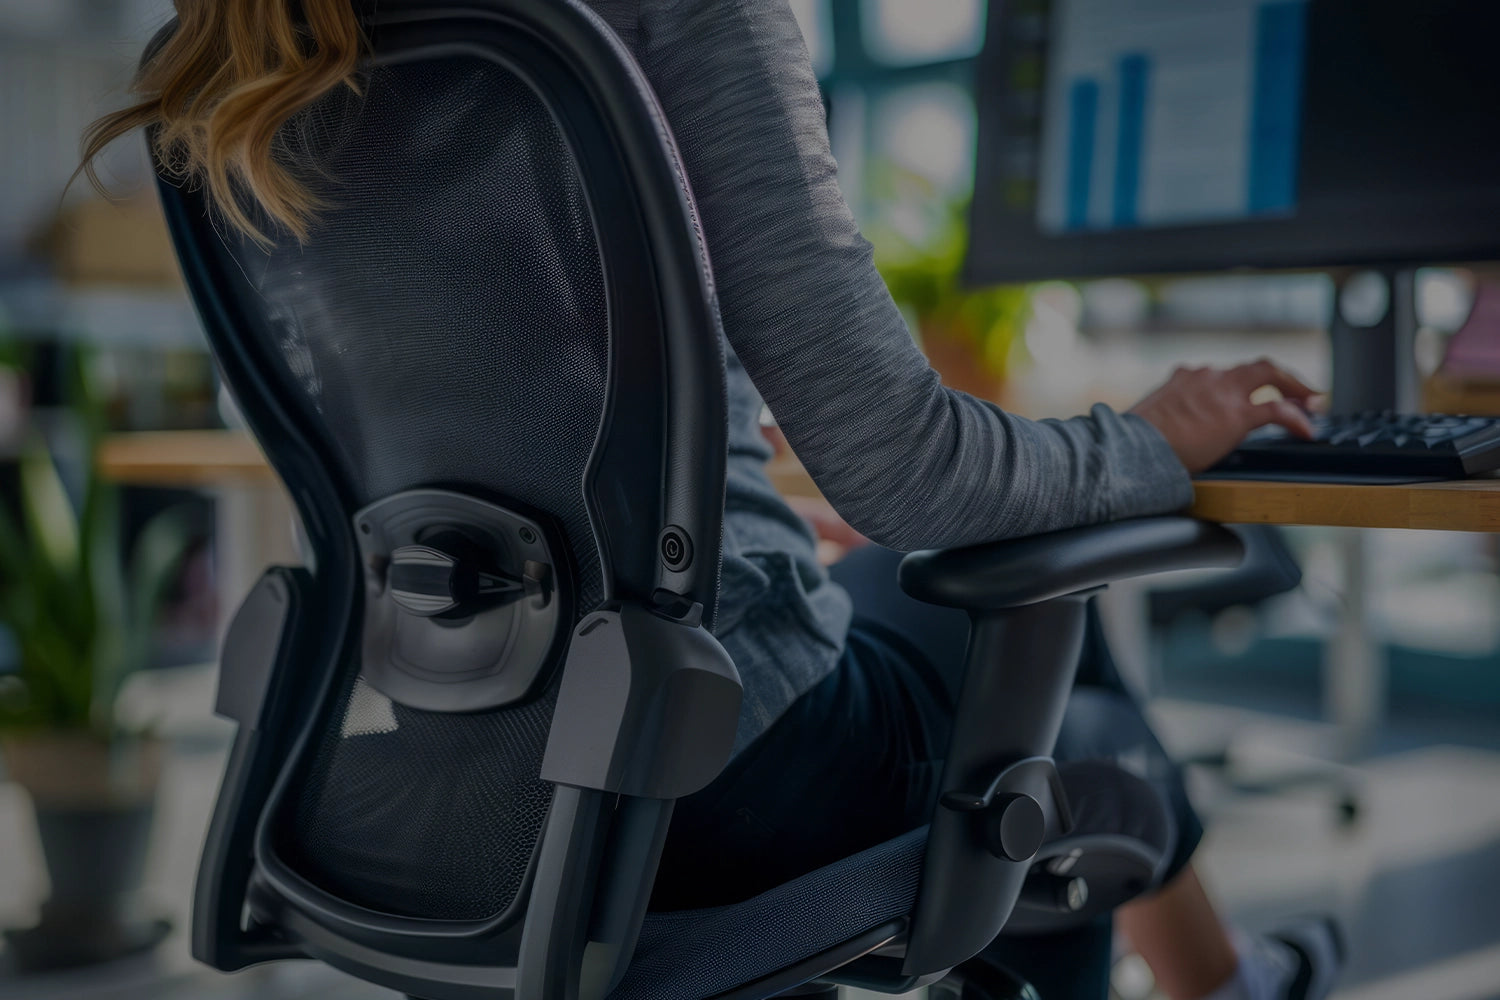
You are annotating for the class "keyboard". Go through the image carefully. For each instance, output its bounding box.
[1211,412,1500,479]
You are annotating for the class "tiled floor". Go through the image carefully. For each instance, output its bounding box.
[3,667,1499,1000]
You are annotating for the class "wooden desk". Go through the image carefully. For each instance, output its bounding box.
[1191,476,1500,532]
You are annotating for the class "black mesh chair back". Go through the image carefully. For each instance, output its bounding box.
[166,3,744,996]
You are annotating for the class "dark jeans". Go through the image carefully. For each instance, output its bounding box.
[654,545,1204,998]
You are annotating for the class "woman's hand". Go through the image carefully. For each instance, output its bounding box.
[1128,359,1321,474]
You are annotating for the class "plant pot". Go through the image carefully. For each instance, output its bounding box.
[0,732,172,972]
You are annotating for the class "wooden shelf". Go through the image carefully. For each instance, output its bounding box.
[97,430,276,488]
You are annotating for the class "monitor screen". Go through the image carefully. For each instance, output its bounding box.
[967,0,1500,283]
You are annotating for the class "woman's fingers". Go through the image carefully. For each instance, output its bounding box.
[1247,398,1316,439]
[1230,359,1320,402]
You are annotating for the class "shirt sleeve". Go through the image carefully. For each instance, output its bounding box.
[628,0,1194,551]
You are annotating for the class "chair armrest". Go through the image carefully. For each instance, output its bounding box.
[896,516,1243,977]
[898,516,1245,611]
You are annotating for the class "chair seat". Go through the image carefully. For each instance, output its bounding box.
[609,747,1180,999]
[609,827,928,1000]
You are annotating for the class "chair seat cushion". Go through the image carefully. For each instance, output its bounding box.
[609,826,928,1000]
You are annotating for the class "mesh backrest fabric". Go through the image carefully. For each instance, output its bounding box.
[246,57,607,605]
[284,679,559,919]
[230,56,608,920]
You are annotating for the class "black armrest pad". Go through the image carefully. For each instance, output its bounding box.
[898,517,1244,611]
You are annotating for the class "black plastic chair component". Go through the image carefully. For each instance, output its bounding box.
[895,517,1243,974]
[156,0,1246,996]
[1146,524,1302,627]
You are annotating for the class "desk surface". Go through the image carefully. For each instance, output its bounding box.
[99,430,1500,532]
[1189,476,1500,532]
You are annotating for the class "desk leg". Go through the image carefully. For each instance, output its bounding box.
[1324,528,1385,758]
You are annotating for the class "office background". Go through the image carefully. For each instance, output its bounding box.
[2,1,1499,998]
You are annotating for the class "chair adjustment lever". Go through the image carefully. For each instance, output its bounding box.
[388,536,550,618]
[940,756,1074,864]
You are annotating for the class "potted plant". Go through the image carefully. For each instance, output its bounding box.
[868,168,1032,403]
[0,350,191,971]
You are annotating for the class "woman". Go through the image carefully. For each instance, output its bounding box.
[84,2,1341,998]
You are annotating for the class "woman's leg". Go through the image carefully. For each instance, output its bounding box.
[1117,868,1240,999]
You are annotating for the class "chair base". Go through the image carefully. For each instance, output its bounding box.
[1187,749,1362,828]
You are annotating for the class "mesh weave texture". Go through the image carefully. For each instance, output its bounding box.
[286,679,559,920]
[237,56,607,920]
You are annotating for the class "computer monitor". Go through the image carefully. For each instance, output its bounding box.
[967,0,1500,285]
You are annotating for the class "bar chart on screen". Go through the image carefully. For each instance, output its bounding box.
[1036,0,1308,234]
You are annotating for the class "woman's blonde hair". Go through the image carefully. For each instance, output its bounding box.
[82,0,366,245]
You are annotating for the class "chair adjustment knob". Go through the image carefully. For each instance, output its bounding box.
[982,792,1047,863]
[1019,871,1090,913]
[388,537,527,618]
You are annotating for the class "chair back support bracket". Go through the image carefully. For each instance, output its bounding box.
[541,602,741,800]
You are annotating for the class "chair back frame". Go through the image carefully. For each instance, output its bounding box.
[160,3,739,997]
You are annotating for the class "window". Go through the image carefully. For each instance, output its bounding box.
[862,0,985,66]
[794,1,987,226]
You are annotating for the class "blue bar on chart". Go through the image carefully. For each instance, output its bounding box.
[1248,0,1309,214]
[1065,78,1100,230]
[1112,53,1151,227]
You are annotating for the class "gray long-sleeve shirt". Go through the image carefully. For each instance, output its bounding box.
[584,0,1194,752]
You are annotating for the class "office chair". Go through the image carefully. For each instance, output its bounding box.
[154,2,1245,997]
[1146,526,1361,825]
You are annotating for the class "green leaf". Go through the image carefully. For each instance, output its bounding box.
[0,481,33,592]
[102,504,195,721]
[19,442,80,578]
[0,345,196,737]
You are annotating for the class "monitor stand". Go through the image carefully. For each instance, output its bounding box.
[1328,268,1420,415]
[1323,268,1424,756]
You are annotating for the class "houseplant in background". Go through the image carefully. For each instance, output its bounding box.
[868,166,1032,403]
[0,349,192,972]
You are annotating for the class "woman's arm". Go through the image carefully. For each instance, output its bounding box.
[628,0,1194,551]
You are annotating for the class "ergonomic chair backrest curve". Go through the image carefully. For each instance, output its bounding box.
[162,2,740,995]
